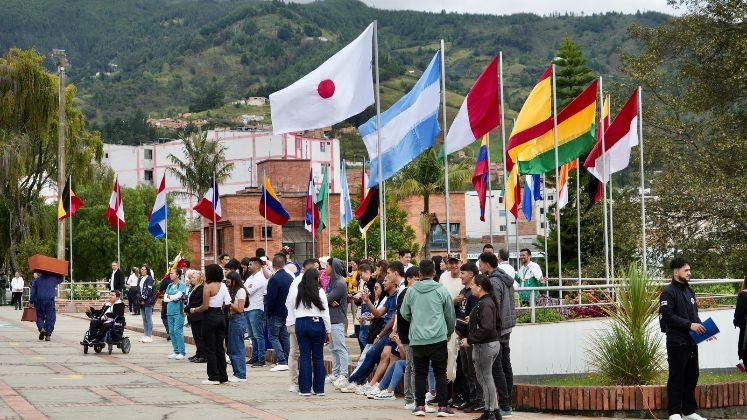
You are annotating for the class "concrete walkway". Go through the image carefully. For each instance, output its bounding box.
[0,306,635,419]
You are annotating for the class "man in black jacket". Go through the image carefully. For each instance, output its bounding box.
[660,257,707,420]
[108,262,125,294]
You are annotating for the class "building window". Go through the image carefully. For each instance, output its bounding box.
[498,197,503,204]
[499,225,506,232]
[429,223,459,250]
[539,208,545,214]
[547,194,554,201]
[144,170,153,182]
[203,227,210,253]
[261,226,272,239]
[499,210,506,217]
[540,222,546,229]
[105,152,109,158]
[144,149,153,160]
[320,142,326,152]
[242,226,255,240]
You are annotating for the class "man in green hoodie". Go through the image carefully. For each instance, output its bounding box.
[401,260,456,417]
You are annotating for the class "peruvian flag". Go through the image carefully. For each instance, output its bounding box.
[104,176,125,230]
[270,23,375,135]
[444,55,500,155]
[584,88,640,183]
[193,176,222,222]
[304,168,320,238]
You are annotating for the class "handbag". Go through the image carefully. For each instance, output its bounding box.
[21,306,37,322]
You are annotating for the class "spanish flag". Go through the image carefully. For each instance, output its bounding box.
[259,177,290,226]
[58,177,84,220]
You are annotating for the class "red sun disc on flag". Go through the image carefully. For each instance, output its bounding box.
[317,79,335,99]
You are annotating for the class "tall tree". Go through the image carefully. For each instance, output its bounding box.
[167,130,234,267]
[388,148,472,259]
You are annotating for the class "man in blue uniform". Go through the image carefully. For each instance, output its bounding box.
[30,271,63,341]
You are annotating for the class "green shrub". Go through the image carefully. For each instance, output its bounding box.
[587,265,664,385]
[516,308,563,324]
[66,285,103,300]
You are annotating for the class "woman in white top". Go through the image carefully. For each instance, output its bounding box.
[126,267,140,315]
[288,268,331,396]
[11,271,24,310]
[190,264,231,385]
[225,271,248,382]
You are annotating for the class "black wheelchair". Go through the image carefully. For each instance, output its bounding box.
[80,312,131,355]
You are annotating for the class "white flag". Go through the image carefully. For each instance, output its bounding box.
[270,23,375,135]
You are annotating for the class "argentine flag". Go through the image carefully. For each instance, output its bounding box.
[360,51,441,188]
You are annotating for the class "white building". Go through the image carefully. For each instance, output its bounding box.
[102,129,341,217]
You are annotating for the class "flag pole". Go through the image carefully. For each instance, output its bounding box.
[600,78,610,284]
[69,175,74,300]
[440,39,452,255]
[327,169,331,257]
[212,173,218,264]
[499,52,509,249]
[609,174,615,279]
[575,159,582,304]
[551,64,563,284]
[373,20,385,260]
[165,185,169,274]
[542,174,549,282]
[116,199,121,270]
[638,87,647,274]
[263,170,268,252]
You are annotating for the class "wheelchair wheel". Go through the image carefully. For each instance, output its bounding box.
[108,343,113,355]
[121,338,131,354]
[83,344,89,354]
[94,344,103,353]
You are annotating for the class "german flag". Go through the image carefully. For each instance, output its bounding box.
[58,177,84,220]
[355,186,379,229]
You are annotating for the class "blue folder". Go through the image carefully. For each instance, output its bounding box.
[689,317,720,344]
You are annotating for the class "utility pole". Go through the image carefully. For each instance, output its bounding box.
[54,49,67,260]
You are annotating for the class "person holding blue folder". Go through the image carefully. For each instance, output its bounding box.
[659,257,708,420]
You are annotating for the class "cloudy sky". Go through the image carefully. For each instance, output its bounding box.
[299,0,684,15]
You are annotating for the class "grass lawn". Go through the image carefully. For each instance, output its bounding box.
[519,369,747,387]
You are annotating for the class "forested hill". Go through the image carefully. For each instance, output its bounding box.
[0,0,669,127]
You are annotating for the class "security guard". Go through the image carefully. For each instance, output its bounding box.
[659,257,707,420]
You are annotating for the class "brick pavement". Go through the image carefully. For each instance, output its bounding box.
[0,306,632,419]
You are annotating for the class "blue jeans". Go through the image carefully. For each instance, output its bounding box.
[329,323,349,378]
[229,314,247,379]
[380,359,407,390]
[34,299,56,335]
[357,324,369,351]
[141,306,153,336]
[245,310,265,362]
[295,316,326,394]
[168,313,186,355]
[267,315,290,365]
[349,333,388,384]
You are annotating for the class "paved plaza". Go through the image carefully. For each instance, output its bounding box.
[0,306,630,419]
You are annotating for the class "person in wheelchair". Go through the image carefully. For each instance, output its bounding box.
[86,290,125,342]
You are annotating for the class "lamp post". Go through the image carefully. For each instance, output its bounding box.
[53,49,67,260]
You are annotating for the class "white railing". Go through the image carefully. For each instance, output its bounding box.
[517,278,741,324]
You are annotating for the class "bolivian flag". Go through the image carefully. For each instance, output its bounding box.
[58,177,84,220]
[259,177,290,225]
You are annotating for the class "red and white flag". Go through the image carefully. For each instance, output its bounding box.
[270,23,375,135]
[445,55,501,155]
[104,176,125,230]
[584,88,640,182]
[304,169,320,238]
[193,177,222,221]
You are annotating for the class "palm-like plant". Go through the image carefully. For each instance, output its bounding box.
[389,148,472,258]
[168,130,234,268]
[587,265,664,385]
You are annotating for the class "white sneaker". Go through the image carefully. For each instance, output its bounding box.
[425,391,435,403]
[366,388,382,398]
[339,383,360,393]
[143,336,153,343]
[139,336,147,342]
[333,377,347,389]
[374,390,396,400]
[228,376,247,383]
[354,384,366,395]
[270,364,289,372]
[325,375,337,384]
[683,414,707,420]
[168,353,178,359]
[201,379,221,385]
[175,354,185,360]
[668,416,683,420]
[425,405,437,413]
[404,402,416,410]
[288,385,299,393]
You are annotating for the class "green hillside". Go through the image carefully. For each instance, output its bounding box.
[0,0,670,159]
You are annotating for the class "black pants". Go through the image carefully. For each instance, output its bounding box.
[738,327,746,362]
[127,287,139,314]
[161,302,170,335]
[666,342,699,416]
[413,341,449,407]
[492,333,514,409]
[191,319,204,358]
[11,292,22,309]
[203,308,228,382]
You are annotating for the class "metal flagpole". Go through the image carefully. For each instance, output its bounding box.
[542,174,549,281]
[69,175,74,300]
[263,170,268,252]
[638,87,647,273]
[327,172,331,256]
[599,79,610,284]
[551,64,563,284]
[345,225,349,272]
[117,216,121,269]
[440,39,452,254]
[609,175,615,279]
[373,20,386,260]
[165,191,169,274]
[575,160,582,304]
[499,52,509,249]
[212,173,218,264]
[486,135,494,245]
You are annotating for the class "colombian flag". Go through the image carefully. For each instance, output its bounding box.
[259,177,290,226]
[471,134,490,221]
[57,177,84,220]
